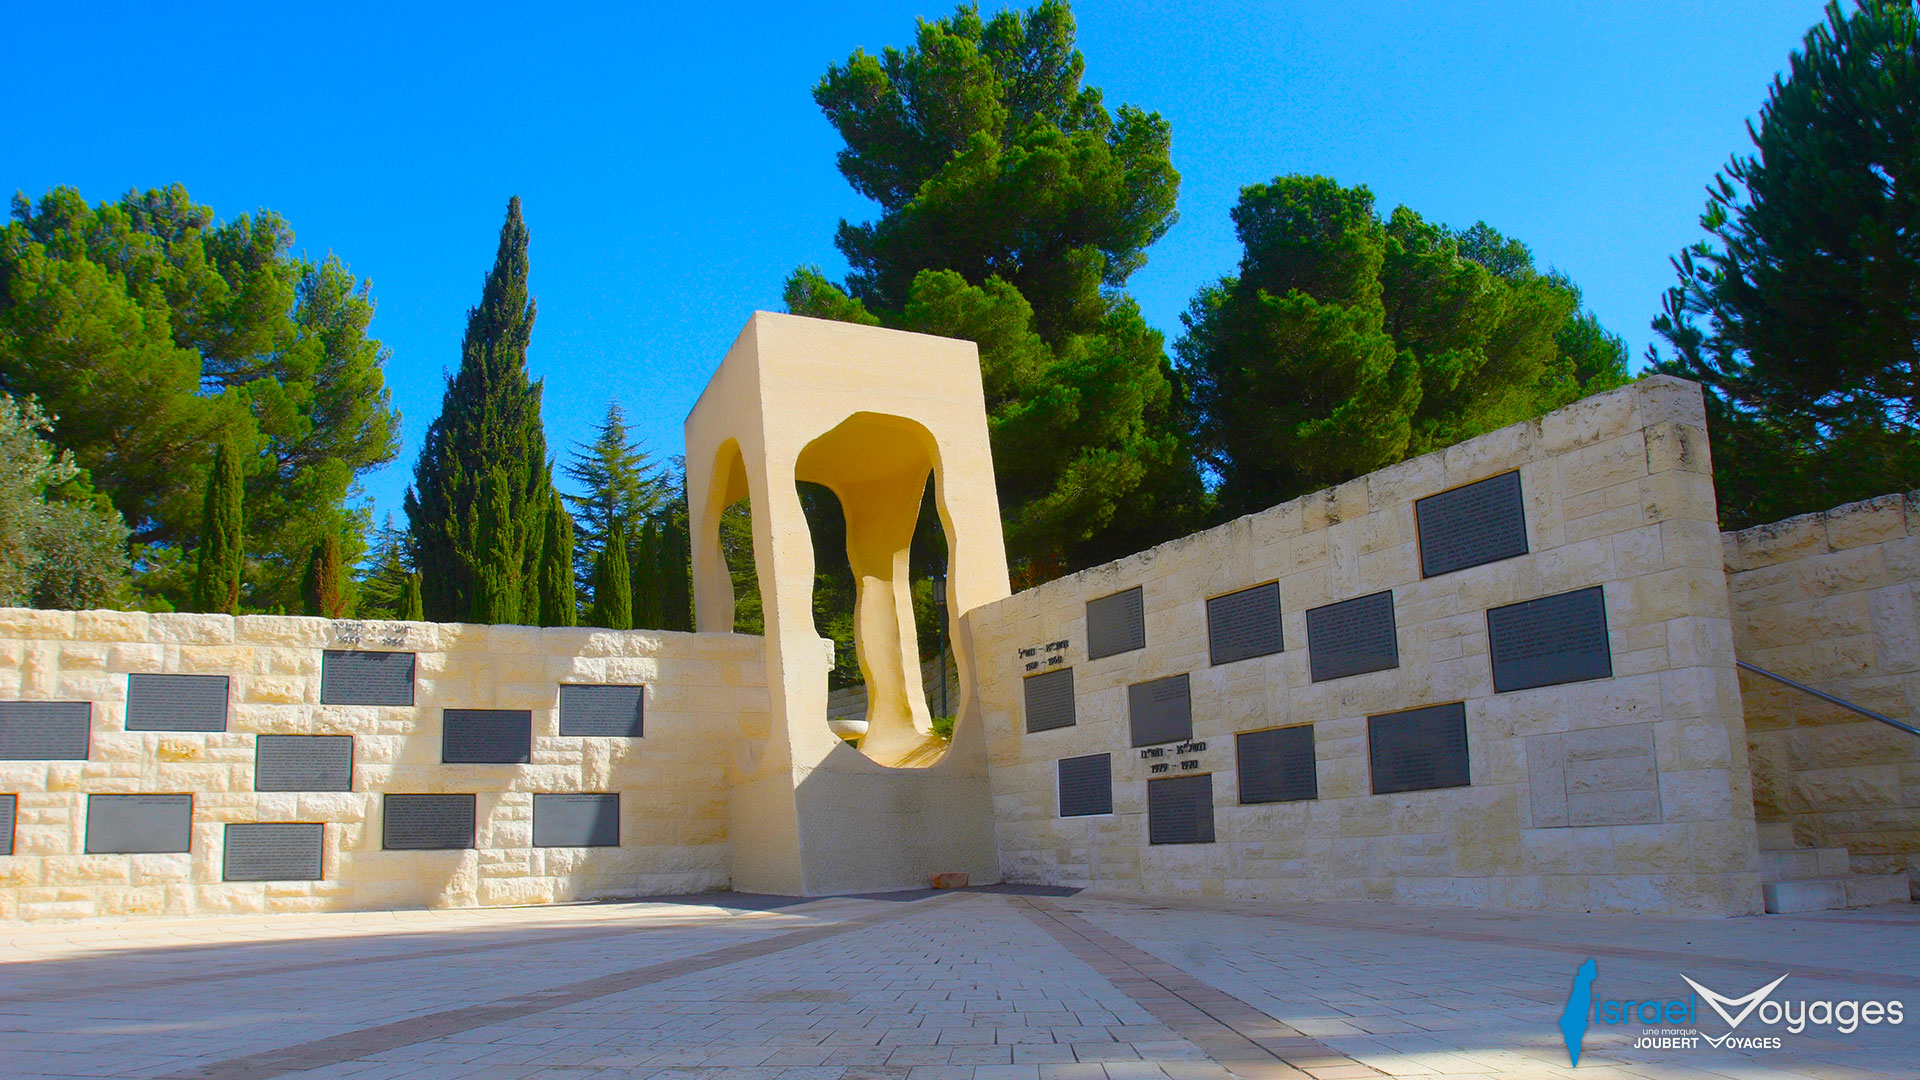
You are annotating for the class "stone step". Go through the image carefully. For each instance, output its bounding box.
[1759,847,1853,881]
[1757,823,1797,851]
[1763,874,1913,914]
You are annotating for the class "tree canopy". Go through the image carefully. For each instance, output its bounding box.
[1177,176,1629,519]
[0,185,399,610]
[1651,0,1920,528]
[0,394,131,609]
[788,1,1197,582]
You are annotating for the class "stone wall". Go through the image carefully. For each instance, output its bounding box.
[1725,493,1920,892]
[965,377,1762,915]
[0,611,764,921]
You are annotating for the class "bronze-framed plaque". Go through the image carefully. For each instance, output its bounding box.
[1367,702,1470,795]
[1207,582,1282,666]
[1416,471,1528,577]
[1058,753,1112,817]
[1147,773,1215,845]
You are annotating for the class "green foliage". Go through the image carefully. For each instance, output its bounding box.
[0,185,399,611]
[790,1,1197,582]
[405,197,555,624]
[563,401,665,596]
[191,439,244,614]
[1651,0,1920,528]
[301,534,345,618]
[1178,175,1628,519]
[538,488,576,627]
[0,394,131,609]
[400,572,424,621]
[718,499,762,635]
[588,518,633,630]
[355,515,413,619]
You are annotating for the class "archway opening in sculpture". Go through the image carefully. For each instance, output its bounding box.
[697,439,765,636]
[794,412,956,766]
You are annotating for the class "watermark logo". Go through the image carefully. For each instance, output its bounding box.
[1558,960,1903,1066]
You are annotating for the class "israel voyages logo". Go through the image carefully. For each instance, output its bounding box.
[1558,957,1905,1066]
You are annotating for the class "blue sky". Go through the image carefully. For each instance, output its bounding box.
[7,1,1830,528]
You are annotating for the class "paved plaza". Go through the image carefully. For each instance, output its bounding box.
[0,890,1913,1080]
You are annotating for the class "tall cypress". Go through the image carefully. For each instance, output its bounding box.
[588,518,632,630]
[630,517,663,629]
[191,439,244,614]
[404,196,553,624]
[302,535,345,618]
[400,572,424,621]
[538,487,576,627]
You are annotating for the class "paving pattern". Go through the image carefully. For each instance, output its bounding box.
[0,890,1913,1080]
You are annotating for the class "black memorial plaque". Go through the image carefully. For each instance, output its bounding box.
[254,735,353,792]
[1368,702,1471,795]
[1147,773,1215,845]
[1086,586,1146,660]
[442,709,532,764]
[533,793,620,848]
[125,674,228,732]
[1058,753,1112,817]
[0,701,91,759]
[1024,667,1077,733]
[85,793,192,853]
[558,685,645,738]
[1306,591,1399,682]
[1237,726,1318,804]
[320,650,416,706]
[1416,471,1529,577]
[0,793,14,856]
[1487,585,1612,693]
[1207,582,1283,666]
[1128,674,1193,747]
[382,793,476,850]
[223,822,323,881]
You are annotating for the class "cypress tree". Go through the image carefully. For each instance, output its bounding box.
[404,196,553,624]
[400,572,424,621]
[191,439,244,614]
[588,518,632,630]
[630,517,663,629]
[538,487,576,627]
[302,535,345,618]
[657,488,694,633]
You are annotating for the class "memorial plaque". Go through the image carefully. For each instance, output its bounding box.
[558,685,645,738]
[1368,702,1471,795]
[85,793,192,853]
[1086,586,1146,660]
[1128,674,1192,747]
[0,793,14,856]
[382,793,476,850]
[223,822,323,881]
[254,735,353,792]
[1058,753,1112,817]
[1236,725,1318,804]
[1416,471,1529,577]
[1487,585,1612,693]
[125,674,228,732]
[320,650,416,706]
[1147,773,1215,845]
[1207,582,1283,666]
[0,701,90,759]
[533,793,620,848]
[1024,667,1077,733]
[442,709,532,764]
[1305,591,1399,682]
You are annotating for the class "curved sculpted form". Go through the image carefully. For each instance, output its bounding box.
[684,313,1009,895]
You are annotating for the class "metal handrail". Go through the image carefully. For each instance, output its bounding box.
[1736,660,1920,737]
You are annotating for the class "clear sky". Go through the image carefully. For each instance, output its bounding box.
[7,1,1831,530]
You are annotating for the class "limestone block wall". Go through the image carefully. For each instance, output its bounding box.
[0,611,764,921]
[967,376,1762,916]
[1725,493,1920,892]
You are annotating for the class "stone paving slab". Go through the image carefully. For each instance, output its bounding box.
[0,892,1913,1079]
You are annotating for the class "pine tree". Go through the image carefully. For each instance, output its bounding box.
[563,401,661,596]
[538,488,576,627]
[405,197,554,624]
[400,572,424,621]
[356,515,413,618]
[588,518,633,630]
[302,535,345,618]
[191,439,244,614]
